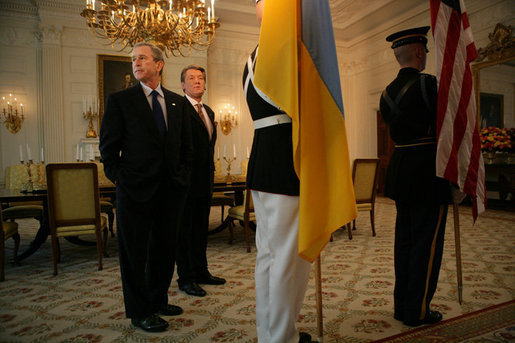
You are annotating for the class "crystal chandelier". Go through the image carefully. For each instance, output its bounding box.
[80,0,220,57]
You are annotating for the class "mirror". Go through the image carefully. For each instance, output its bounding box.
[471,23,515,129]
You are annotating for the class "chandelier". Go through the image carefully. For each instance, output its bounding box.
[1,93,24,134]
[80,0,220,57]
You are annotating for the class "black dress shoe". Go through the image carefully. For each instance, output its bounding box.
[197,273,226,285]
[131,314,168,332]
[179,282,207,297]
[299,332,316,343]
[404,310,443,327]
[157,304,183,316]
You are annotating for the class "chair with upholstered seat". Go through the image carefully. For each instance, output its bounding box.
[46,163,106,276]
[0,204,20,281]
[227,188,255,252]
[347,158,380,240]
[211,192,234,223]
[95,162,116,237]
[2,165,44,229]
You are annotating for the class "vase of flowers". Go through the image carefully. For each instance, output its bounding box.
[479,127,514,165]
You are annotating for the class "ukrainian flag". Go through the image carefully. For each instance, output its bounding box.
[254,0,357,262]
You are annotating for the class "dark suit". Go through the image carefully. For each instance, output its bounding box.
[380,67,450,323]
[176,98,216,284]
[99,83,193,319]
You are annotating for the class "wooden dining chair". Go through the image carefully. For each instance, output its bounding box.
[46,163,106,276]
[227,188,255,252]
[94,162,116,237]
[347,158,380,240]
[0,203,20,281]
[211,192,234,223]
[2,165,44,230]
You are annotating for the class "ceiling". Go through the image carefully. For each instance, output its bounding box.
[215,0,429,46]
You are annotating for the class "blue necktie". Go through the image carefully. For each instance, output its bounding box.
[151,90,166,138]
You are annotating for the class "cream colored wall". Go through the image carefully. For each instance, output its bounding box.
[0,0,512,184]
[207,27,259,175]
[341,0,515,162]
[341,0,513,202]
[0,0,206,183]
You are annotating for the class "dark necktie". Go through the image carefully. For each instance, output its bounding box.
[196,103,212,140]
[151,90,166,138]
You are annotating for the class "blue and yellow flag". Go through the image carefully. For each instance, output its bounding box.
[254,0,357,262]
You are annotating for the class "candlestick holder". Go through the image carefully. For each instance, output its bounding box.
[20,160,34,193]
[83,107,98,138]
[223,156,236,182]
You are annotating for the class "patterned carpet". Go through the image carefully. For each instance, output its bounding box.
[0,196,514,342]
[374,299,515,342]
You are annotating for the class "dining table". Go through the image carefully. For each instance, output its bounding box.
[2,173,243,259]
[0,183,116,261]
[209,174,247,235]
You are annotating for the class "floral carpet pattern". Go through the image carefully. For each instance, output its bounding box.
[0,197,513,342]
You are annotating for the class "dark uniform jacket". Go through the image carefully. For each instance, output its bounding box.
[380,67,450,205]
[243,47,299,196]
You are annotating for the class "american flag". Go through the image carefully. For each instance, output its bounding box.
[430,0,486,220]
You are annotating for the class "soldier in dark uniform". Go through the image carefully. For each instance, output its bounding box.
[380,26,451,327]
[242,2,313,342]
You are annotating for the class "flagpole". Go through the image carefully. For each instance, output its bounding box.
[315,256,324,342]
[453,203,463,304]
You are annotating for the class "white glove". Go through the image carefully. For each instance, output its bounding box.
[451,183,466,204]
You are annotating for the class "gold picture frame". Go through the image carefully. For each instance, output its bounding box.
[97,54,133,127]
[480,93,504,128]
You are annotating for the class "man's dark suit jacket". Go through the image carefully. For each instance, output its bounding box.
[99,84,193,201]
[186,99,216,198]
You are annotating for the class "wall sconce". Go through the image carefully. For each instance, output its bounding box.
[218,104,238,135]
[1,93,25,134]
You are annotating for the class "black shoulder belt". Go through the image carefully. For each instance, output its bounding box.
[382,74,428,115]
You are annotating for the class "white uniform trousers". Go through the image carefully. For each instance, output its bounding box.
[252,190,312,343]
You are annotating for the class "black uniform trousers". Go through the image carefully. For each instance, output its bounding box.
[394,200,448,322]
[176,195,211,284]
[116,177,183,319]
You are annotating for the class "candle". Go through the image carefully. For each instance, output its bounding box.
[233,144,236,158]
[207,7,211,22]
[246,146,250,159]
[223,145,226,157]
[19,145,23,162]
[41,147,44,163]
[26,144,32,161]
[76,143,80,160]
[211,0,215,18]
[89,144,94,161]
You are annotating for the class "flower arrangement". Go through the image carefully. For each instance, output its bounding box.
[479,127,514,152]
